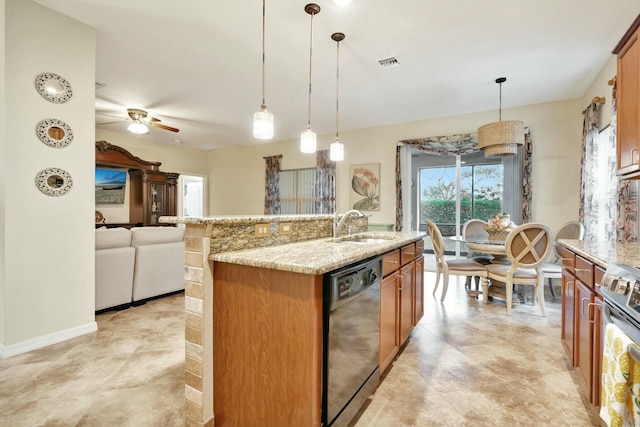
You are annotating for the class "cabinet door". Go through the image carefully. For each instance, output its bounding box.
[413,256,424,325]
[592,294,603,408]
[561,269,575,364]
[150,183,167,224]
[575,280,594,402]
[399,262,415,345]
[380,272,399,374]
[617,26,640,176]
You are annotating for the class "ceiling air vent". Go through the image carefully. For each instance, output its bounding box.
[378,57,399,69]
[95,81,108,90]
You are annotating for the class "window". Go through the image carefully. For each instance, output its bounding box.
[279,168,317,214]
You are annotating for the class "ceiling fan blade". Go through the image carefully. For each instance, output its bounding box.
[150,122,179,133]
[148,116,161,123]
[97,112,127,119]
[97,120,127,125]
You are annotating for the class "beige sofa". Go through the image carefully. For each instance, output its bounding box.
[95,227,135,311]
[131,227,185,304]
[95,226,185,312]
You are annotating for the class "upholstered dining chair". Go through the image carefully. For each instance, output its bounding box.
[462,219,493,291]
[486,223,553,316]
[427,220,489,303]
[541,221,585,297]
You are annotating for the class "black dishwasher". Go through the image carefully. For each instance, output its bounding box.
[322,256,381,426]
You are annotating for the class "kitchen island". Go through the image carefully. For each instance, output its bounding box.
[160,214,425,427]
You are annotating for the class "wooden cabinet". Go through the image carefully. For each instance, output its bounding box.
[399,262,415,345]
[129,170,179,225]
[561,248,603,407]
[414,255,424,325]
[95,141,179,226]
[575,279,594,400]
[614,15,640,178]
[380,271,399,374]
[379,242,424,374]
[561,269,575,363]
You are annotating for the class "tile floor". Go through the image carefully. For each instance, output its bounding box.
[0,272,601,427]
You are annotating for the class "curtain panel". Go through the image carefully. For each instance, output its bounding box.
[263,154,282,215]
[395,146,403,231]
[578,103,600,231]
[315,149,336,214]
[522,130,533,223]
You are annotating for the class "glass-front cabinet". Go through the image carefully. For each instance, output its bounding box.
[129,170,179,225]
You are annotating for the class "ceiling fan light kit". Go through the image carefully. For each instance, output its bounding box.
[300,3,321,154]
[330,32,345,162]
[478,77,524,157]
[253,0,274,140]
[128,122,149,135]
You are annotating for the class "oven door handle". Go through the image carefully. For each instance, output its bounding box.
[631,345,640,364]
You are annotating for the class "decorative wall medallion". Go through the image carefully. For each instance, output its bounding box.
[35,168,73,197]
[36,119,73,148]
[34,73,73,104]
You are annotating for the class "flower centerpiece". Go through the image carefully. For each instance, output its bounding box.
[483,212,516,240]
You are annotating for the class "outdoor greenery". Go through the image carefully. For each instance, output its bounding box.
[419,164,503,235]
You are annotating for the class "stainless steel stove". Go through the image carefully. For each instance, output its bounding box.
[599,263,640,343]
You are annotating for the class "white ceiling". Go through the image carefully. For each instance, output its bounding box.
[34,0,640,151]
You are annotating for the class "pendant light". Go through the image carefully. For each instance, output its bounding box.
[478,77,524,157]
[253,0,274,139]
[300,3,320,154]
[330,32,345,161]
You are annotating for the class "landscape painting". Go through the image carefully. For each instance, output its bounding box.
[95,168,127,204]
[350,163,380,211]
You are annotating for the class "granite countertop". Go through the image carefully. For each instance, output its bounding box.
[558,239,640,269]
[211,231,426,275]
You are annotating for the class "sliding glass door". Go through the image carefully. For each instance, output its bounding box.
[414,150,503,255]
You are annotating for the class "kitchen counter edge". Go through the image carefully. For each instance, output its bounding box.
[211,231,426,275]
[558,239,640,269]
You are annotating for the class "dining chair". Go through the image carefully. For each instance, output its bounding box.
[486,223,553,316]
[541,221,585,297]
[462,219,493,291]
[427,220,489,302]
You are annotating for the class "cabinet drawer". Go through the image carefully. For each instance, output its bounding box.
[575,255,594,289]
[382,250,400,277]
[415,239,425,255]
[561,248,576,272]
[400,243,416,266]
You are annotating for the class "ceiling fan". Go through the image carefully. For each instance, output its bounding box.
[98,108,179,135]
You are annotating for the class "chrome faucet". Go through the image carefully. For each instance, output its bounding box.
[333,209,366,237]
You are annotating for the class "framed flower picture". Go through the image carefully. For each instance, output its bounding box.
[350,163,380,211]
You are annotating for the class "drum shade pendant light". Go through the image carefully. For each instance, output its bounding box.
[478,77,524,157]
[300,4,321,154]
[253,0,274,139]
[330,32,345,162]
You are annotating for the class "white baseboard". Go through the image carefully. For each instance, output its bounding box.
[0,321,98,359]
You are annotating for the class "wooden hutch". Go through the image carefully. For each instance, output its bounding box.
[95,140,179,227]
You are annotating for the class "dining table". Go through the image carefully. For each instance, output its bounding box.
[448,235,525,306]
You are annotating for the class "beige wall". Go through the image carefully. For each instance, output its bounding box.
[96,129,210,223]
[2,0,96,353]
[207,96,586,234]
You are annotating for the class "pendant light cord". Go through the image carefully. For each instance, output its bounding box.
[307,12,315,128]
[261,0,266,109]
[336,39,340,139]
[498,80,502,122]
